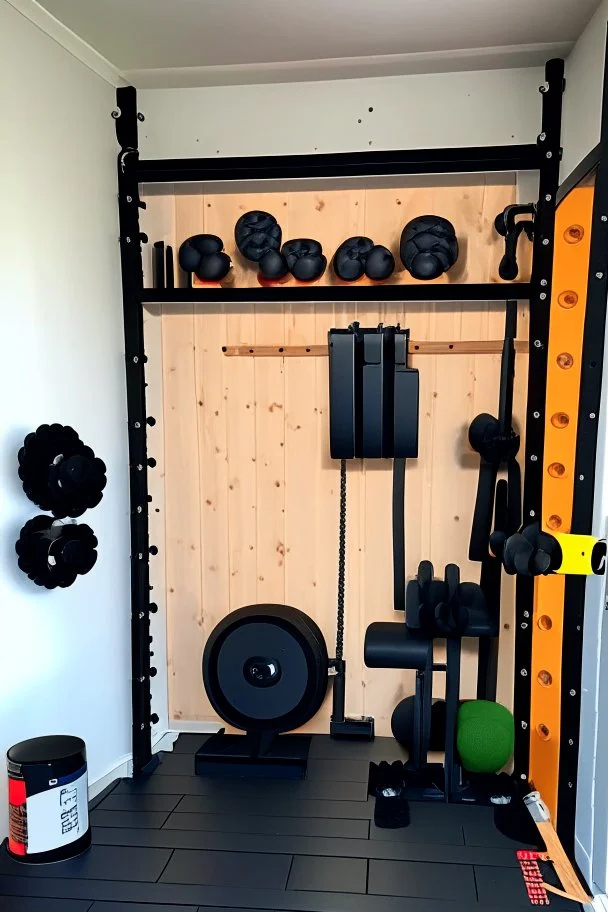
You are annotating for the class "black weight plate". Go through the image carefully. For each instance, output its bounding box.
[203,604,328,733]
[216,622,308,720]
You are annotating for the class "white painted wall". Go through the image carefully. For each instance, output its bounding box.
[138,66,544,159]
[561,1,608,179]
[0,1,132,838]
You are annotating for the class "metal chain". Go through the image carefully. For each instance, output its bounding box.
[336,458,347,661]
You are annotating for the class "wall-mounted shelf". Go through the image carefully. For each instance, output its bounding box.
[142,283,532,305]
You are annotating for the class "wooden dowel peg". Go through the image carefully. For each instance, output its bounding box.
[222,341,530,358]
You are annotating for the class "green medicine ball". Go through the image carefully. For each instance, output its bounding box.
[456,700,514,774]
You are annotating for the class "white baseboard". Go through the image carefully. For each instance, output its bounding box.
[88,754,133,801]
[87,730,181,797]
[153,730,179,752]
[592,894,608,912]
[577,835,593,890]
[167,721,223,735]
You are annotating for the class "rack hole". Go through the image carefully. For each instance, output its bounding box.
[536,723,551,741]
[547,514,563,530]
[146,416,156,427]
[538,669,553,686]
[538,615,553,631]
[249,348,254,354]
[149,545,159,555]
[221,346,227,352]
[278,347,284,353]
[551,411,569,429]
[548,462,566,478]
[564,225,584,244]
[449,344,454,350]
[557,352,574,369]
[306,348,311,353]
[147,458,156,468]
[558,290,578,308]
[414,345,420,350]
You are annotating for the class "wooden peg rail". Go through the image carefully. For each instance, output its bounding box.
[222,340,530,358]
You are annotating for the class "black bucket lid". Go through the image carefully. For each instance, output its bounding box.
[7,735,86,765]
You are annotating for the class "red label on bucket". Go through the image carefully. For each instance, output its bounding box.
[8,778,27,856]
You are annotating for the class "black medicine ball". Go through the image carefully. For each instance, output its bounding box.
[333,236,375,281]
[178,234,231,281]
[400,216,458,280]
[282,238,326,282]
[365,245,395,280]
[259,249,289,280]
[196,251,232,282]
[235,211,282,262]
[333,237,395,282]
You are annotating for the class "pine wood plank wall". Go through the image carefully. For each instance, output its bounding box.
[141,179,530,735]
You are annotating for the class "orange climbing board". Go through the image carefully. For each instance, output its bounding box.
[529,183,595,822]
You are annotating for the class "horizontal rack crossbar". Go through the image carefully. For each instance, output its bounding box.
[137,144,540,183]
[142,283,531,304]
[222,340,530,357]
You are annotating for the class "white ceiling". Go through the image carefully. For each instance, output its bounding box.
[37,0,601,87]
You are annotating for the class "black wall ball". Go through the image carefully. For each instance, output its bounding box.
[333,237,395,282]
[235,211,282,262]
[259,249,289,280]
[282,238,326,282]
[178,235,231,282]
[400,216,458,280]
[333,237,374,281]
[365,245,395,281]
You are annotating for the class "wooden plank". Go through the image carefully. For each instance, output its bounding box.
[297,190,365,733]
[194,303,230,718]
[252,194,289,604]
[164,193,205,723]
[205,197,258,613]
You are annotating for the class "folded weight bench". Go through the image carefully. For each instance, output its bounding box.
[365,562,498,802]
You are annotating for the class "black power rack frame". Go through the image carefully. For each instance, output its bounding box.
[114,56,608,849]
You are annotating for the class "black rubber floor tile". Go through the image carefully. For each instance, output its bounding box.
[0,874,513,912]
[368,859,477,901]
[287,856,368,894]
[164,811,369,839]
[96,794,182,814]
[89,780,120,811]
[90,904,197,911]
[0,899,90,911]
[172,734,212,753]
[0,844,171,882]
[160,849,292,890]
[170,795,373,820]
[157,753,195,775]
[91,821,518,867]
[91,810,170,829]
[369,821,464,846]
[306,759,370,783]
[462,814,539,849]
[115,776,367,802]
[308,737,407,762]
[474,865,573,909]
